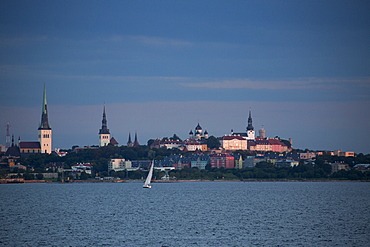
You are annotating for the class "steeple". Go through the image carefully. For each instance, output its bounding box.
[38,84,52,153]
[245,108,255,140]
[99,105,110,135]
[127,133,133,147]
[247,109,254,131]
[98,105,111,147]
[133,132,139,147]
[39,84,51,130]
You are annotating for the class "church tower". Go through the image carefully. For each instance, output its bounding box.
[246,109,255,140]
[127,133,133,147]
[133,132,140,147]
[99,105,110,147]
[195,122,203,140]
[38,85,52,154]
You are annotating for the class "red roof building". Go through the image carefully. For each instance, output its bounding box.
[19,141,41,154]
[248,138,289,153]
[110,137,119,146]
[210,153,234,169]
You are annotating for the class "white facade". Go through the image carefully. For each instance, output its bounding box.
[99,134,110,147]
[160,141,182,149]
[220,135,248,150]
[185,142,206,151]
[39,129,52,154]
[246,130,255,140]
[109,158,133,172]
[71,163,92,174]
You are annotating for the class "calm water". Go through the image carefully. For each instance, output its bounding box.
[0,181,369,246]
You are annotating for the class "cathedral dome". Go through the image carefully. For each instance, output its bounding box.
[195,123,202,130]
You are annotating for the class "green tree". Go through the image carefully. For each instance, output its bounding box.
[206,136,221,149]
[23,173,35,180]
[80,171,89,180]
[123,148,138,160]
[36,173,44,180]
[93,158,109,173]
[147,139,155,147]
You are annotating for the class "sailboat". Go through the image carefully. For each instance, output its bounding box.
[143,161,154,188]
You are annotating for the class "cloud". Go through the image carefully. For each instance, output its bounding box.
[179,77,370,90]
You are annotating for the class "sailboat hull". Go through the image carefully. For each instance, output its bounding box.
[143,185,151,189]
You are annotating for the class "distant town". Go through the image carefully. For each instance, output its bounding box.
[1,86,370,183]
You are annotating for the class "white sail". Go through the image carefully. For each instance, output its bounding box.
[143,161,154,188]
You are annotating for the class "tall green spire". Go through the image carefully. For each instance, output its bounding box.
[39,84,51,129]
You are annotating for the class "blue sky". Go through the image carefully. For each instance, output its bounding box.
[0,0,369,153]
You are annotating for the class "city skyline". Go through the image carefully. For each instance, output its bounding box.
[0,1,369,153]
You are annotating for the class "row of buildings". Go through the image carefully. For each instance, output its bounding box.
[145,110,292,153]
[3,86,355,158]
[218,110,293,152]
[107,152,361,174]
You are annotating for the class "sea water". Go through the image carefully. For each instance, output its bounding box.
[0,181,369,246]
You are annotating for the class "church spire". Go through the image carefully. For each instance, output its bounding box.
[38,84,52,153]
[127,133,133,147]
[99,105,110,134]
[247,108,254,131]
[133,132,139,147]
[98,104,111,147]
[39,84,51,130]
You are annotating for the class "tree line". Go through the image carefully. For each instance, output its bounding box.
[94,161,370,181]
[2,141,370,181]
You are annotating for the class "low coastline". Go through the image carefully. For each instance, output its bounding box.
[2,178,368,184]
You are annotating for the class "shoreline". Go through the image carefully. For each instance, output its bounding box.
[1,178,369,184]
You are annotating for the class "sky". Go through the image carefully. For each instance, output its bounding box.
[0,0,369,153]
